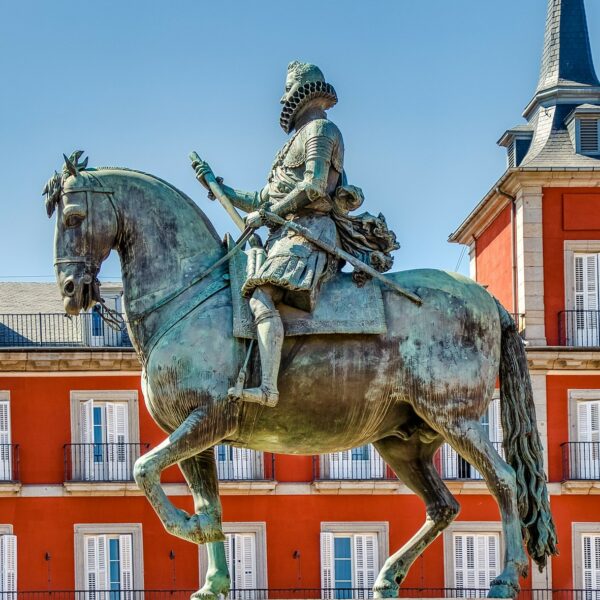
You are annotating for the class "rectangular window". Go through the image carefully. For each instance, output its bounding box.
[441,396,503,480]
[453,533,499,597]
[224,532,257,598]
[572,254,600,346]
[321,532,379,599]
[576,400,600,479]
[583,534,600,592]
[214,445,264,480]
[0,534,16,594]
[80,400,130,481]
[322,445,385,480]
[84,534,133,597]
[0,400,12,482]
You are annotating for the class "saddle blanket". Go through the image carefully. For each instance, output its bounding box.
[226,234,387,340]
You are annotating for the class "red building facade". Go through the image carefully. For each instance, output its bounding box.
[1,0,600,597]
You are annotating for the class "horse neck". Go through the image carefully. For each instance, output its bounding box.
[101,170,224,319]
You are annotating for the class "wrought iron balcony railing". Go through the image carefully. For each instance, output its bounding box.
[0,312,132,348]
[214,445,275,481]
[437,442,504,481]
[0,444,19,483]
[559,310,600,347]
[313,446,394,481]
[562,441,600,481]
[0,589,588,600]
[64,443,148,483]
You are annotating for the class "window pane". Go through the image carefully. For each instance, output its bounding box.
[334,537,351,559]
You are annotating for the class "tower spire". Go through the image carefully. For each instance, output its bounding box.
[536,0,599,93]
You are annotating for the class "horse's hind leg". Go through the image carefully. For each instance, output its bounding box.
[134,406,233,544]
[180,451,230,600]
[444,419,528,599]
[372,435,460,599]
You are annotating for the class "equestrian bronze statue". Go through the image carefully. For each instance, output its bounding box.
[43,61,557,600]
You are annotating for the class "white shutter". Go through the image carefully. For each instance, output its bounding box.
[582,534,600,590]
[330,450,351,479]
[224,533,233,580]
[442,444,459,479]
[321,532,335,598]
[0,402,11,481]
[119,534,134,592]
[0,535,16,593]
[81,399,94,444]
[106,403,129,480]
[574,254,600,345]
[577,401,600,478]
[454,533,499,595]
[85,535,108,592]
[240,534,257,589]
[353,534,378,591]
[369,446,384,479]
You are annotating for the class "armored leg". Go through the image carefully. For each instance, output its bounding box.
[237,285,284,407]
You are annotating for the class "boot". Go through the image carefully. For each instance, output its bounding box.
[231,310,283,407]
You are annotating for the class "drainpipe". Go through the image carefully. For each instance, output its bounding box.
[495,187,518,319]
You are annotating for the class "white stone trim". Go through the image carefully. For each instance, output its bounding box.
[0,525,13,535]
[443,521,503,589]
[69,389,140,445]
[199,522,268,589]
[320,521,389,567]
[572,522,600,589]
[469,240,477,281]
[530,373,549,472]
[515,186,546,345]
[73,523,143,590]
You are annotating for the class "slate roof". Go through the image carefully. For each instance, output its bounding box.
[537,0,600,92]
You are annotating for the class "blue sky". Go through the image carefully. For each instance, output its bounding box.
[1,1,599,282]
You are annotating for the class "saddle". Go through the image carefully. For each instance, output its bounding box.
[226,235,387,339]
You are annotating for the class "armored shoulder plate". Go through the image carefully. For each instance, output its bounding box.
[283,119,344,172]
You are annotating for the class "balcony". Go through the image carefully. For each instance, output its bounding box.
[0,312,132,348]
[562,442,600,481]
[438,442,504,481]
[559,310,600,347]
[214,445,276,493]
[0,444,19,487]
[313,446,394,481]
[64,443,148,483]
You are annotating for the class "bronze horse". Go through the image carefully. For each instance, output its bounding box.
[44,155,557,599]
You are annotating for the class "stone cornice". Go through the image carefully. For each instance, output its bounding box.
[450,169,600,246]
[527,347,600,371]
[0,349,141,372]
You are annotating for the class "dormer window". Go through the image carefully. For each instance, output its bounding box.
[498,127,533,169]
[566,106,600,157]
[579,118,600,155]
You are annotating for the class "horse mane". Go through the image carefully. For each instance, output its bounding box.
[44,154,222,244]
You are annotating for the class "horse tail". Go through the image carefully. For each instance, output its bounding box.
[495,299,558,570]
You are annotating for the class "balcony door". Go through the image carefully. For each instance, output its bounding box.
[85,296,123,348]
[224,532,257,598]
[0,401,11,482]
[574,254,600,346]
[441,397,502,480]
[81,400,130,481]
[577,400,600,479]
[215,445,263,480]
[328,445,384,480]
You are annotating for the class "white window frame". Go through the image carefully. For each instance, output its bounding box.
[573,523,600,589]
[74,523,143,591]
[0,525,16,594]
[564,242,600,312]
[199,522,268,591]
[70,390,140,446]
[0,392,12,482]
[443,522,504,590]
[320,522,388,593]
[568,390,600,479]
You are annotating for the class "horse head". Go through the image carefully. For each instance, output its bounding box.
[43,151,119,315]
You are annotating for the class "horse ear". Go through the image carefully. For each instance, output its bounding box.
[63,153,78,176]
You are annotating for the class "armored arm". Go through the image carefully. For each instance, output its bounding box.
[217,183,264,214]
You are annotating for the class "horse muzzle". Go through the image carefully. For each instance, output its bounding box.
[59,270,99,315]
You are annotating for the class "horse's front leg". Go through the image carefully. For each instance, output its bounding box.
[134,406,233,544]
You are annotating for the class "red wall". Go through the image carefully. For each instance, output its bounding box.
[476,204,514,312]
[543,188,600,345]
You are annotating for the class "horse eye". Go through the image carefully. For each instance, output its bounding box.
[65,214,84,228]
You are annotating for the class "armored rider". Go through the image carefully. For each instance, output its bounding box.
[194,61,398,408]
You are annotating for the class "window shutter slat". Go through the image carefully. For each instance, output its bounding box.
[119,534,133,591]
[241,533,257,589]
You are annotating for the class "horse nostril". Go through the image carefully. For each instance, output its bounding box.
[63,280,75,296]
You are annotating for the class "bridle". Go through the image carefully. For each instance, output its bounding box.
[54,182,126,331]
